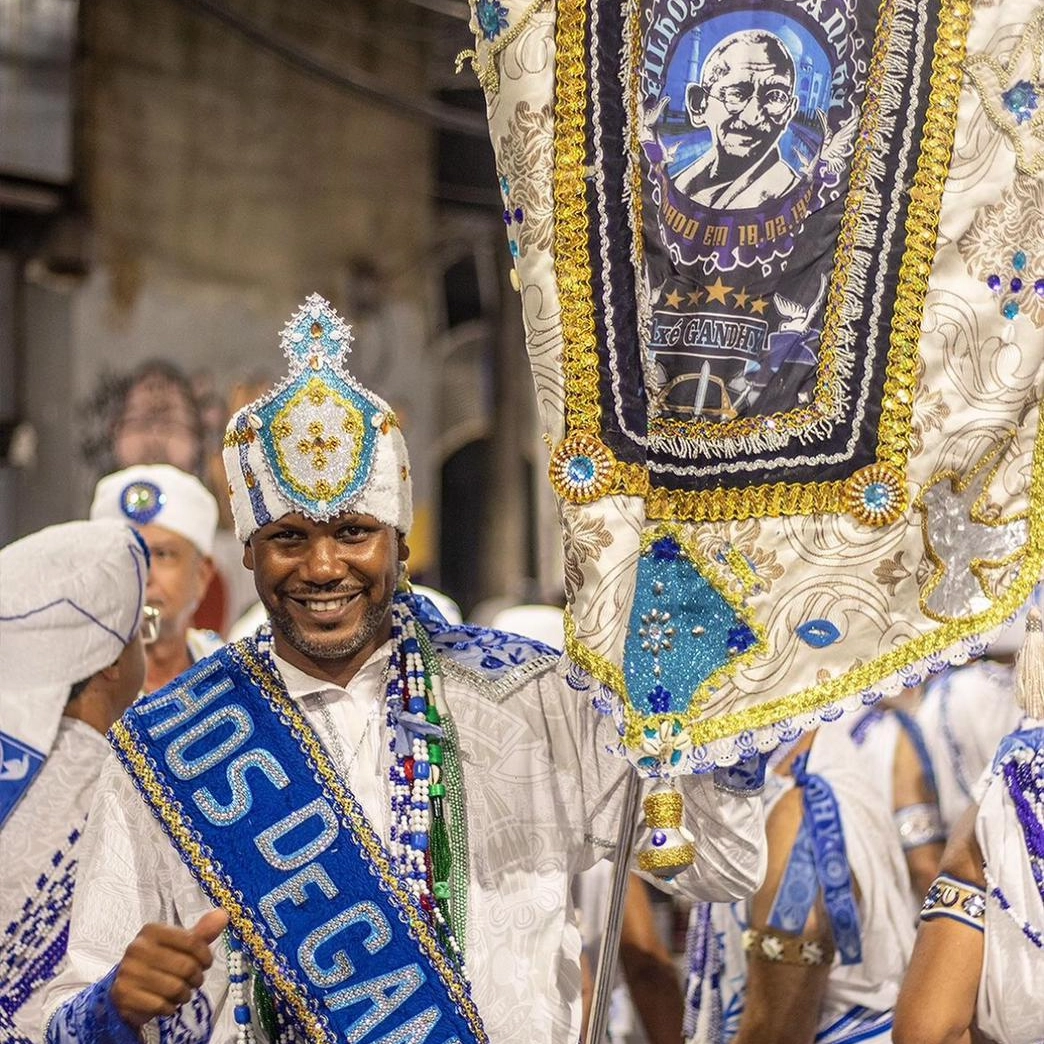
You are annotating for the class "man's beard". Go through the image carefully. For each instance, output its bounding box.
[267,589,394,664]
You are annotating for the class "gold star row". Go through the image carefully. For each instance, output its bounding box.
[662,277,769,315]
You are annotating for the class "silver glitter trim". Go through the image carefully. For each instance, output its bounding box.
[444,714,470,954]
[257,863,338,938]
[298,901,392,988]
[255,797,341,872]
[439,655,559,705]
[193,749,290,825]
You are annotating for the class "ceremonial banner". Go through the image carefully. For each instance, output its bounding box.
[462,0,1044,769]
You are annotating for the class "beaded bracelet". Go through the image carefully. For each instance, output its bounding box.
[741,927,835,966]
[920,873,986,931]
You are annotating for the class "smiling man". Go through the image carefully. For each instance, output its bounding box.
[44,295,767,1044]
[90,464,222,691]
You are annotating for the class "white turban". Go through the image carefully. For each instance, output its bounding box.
[90,464,219,556]
[222,294,412,541]
[0,520,149,823]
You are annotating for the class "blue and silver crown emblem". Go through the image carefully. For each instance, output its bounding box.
[120,480,166,524]
[253,295,383,516]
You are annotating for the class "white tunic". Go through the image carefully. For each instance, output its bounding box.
[916,661,1022,834]
[0,718,110,1042]
[974,724,1044,1044]
[43,640,766,1044]
[685,721,914,1043]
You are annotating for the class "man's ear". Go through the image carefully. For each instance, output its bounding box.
[99,660,121,682]
[242,541,255,571]
[195,555,217,602]
[685,82,709,127]
[397,535,410,563]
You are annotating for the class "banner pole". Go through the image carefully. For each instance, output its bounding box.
[585,766,641,1044]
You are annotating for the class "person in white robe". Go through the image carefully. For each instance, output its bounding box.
[916,656,1023,835]
[894,611,1044,1044]
[684,719,915,1044]
[847,698,947,909]
[91,463,223,690]
[42,295,767,1044]
[0,519,151,1042]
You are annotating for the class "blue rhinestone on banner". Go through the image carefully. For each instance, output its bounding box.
[796,619,842,648]
[549,434,616,503]
[476,0,509,40]
[624,533,763,717]
[1002,80,1039,125]
[120,480,166,524]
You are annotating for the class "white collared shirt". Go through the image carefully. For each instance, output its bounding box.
[272,642,392,841]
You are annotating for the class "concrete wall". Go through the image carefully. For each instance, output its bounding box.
[15,0,440,547]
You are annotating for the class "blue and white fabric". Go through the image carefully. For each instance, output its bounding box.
[684,721,914,1043]
[975,718,1044,1044]
[44,611,766,1044]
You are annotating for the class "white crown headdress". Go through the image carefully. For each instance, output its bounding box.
[222,294,412,540]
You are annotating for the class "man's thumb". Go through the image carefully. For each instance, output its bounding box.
[190,908,230,945]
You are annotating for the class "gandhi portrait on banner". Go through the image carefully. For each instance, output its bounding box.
[675,29,802,210]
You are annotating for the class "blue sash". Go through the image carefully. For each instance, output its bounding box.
[109,639,486,1044]
[767,753,862,965]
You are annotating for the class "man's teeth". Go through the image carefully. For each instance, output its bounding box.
[304,598,352,613]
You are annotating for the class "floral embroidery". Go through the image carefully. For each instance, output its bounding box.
[560,503,614,604]
[691,521,784,595]
[911,386,950,455]
[496,103,555,258]
[874,550,912,595]
[958,178,1044,328]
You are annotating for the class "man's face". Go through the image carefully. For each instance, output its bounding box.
[243,512,406,681]
[701,42,798,161]
[139,523,213,642]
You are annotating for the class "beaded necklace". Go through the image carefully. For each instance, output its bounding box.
[230,604,463,1041]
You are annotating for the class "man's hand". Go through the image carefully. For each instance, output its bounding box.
[111,910,229,1028]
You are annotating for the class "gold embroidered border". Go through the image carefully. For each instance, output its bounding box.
[568,430,1044,751]
[110,720,333,1043]
[554,0,971,522]
[555,0,600,435]
[112,647,487,1044]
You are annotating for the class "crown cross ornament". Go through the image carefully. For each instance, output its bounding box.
[298,421,341,471]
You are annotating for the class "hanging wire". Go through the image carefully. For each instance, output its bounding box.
[161,0,488,137]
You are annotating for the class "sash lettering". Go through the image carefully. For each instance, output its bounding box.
[111,646,485,1044]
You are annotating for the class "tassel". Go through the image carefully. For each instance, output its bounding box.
[1015,607,1044,719]
[636,781,695,879]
